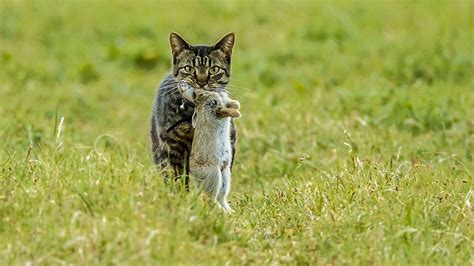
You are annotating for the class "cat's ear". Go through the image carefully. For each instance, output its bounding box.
[213,32,235,58]
[169,32,190,57]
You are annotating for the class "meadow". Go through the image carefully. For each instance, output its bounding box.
[0,1,473,264]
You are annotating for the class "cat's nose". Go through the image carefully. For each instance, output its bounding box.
[197,81,206,88]
[196,74,208,88]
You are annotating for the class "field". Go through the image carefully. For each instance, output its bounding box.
[1,1,473,265]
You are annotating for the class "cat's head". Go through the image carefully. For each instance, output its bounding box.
[169,32,235,91]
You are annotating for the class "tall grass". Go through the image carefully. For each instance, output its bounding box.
[0,1,472,264]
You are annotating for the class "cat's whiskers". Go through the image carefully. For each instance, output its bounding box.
[227,84,251,92]
[225,87,247,101]
[214,87,245,102]
[183,78,197,88]
[162,86,179,97]
[225,89,240,98]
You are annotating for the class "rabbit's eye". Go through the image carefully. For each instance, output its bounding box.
[207,100,217,108]
[209,66,220,75]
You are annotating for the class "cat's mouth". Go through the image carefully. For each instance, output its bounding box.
[182,79,222,92]
[199,85,224,92]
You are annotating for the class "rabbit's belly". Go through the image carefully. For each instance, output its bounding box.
[216,136,232,167]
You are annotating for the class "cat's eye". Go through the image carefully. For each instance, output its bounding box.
[209,66,220,75]
[182,66,194,73]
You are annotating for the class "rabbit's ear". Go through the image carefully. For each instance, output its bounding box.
[192,110,198,128]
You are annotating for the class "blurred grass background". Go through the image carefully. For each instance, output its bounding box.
[0,0,473,265]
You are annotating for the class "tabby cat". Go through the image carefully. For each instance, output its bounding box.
[150,32,236,186]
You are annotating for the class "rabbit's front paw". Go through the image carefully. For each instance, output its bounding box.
[226,100,240,109]
[216,108,241,119]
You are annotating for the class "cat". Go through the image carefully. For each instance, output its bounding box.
[178,81,240,212]
[150,32,237,187]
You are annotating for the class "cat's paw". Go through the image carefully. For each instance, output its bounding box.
[226,100,240,110]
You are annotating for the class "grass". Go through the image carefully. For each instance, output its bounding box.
[0,0,473,264]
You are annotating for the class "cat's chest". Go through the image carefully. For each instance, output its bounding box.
[174,122,194,139]
[164,98,195,143]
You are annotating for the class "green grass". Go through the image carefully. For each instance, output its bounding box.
[1,0,473,264]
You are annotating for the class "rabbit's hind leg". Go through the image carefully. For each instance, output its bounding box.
[191,166,222,205]
[219,166,233,213]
